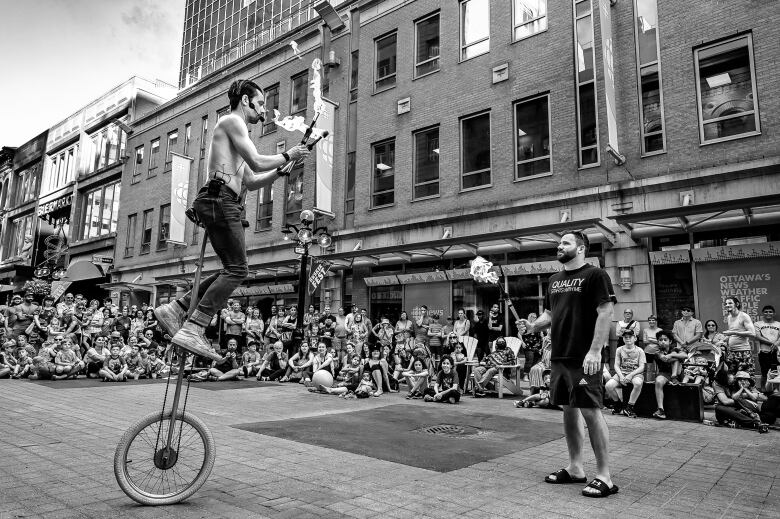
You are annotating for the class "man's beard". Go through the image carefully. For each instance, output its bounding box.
[556,248,577,264]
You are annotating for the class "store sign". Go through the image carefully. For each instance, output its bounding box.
[696,257,780,323]
[397,271,447,285]
[231,283,294,297]
[364,275,400,287]
[308,258,332,295]
[692,241,780,262]
[501,258,599,276]
[405,281,451,321]
[37,195,73,217]
[91,255,114,264]
[50,280,72,302]
[649,250,691,265]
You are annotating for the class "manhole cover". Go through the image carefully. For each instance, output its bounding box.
[415,424,491,439]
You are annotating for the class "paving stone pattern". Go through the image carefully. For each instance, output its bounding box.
[0,380,778,518]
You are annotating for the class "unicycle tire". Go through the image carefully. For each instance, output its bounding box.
[114,410,215,505]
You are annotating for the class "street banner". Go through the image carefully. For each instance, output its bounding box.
[308,258,332,295]
[599,0,620,157]
[50,280,72,302]
[169,152,192,245]
[314,99,336,215]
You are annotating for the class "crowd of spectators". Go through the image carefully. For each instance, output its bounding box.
[1,291,778,431]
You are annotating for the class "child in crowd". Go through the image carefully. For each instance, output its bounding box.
[451,341,468,391]
[0,342,16,379]
[424,356,460,403]
[605,329,646,418]
[100,344,127,382]
[319,354,363,397]
[241,341,263,378]
[83,336,109,378]
[146,350,169,379]
[403,358,429,399]
[516,371,553,408]
[652,329,688,419]
[354,371,375,398]
[682,352,709,385]
[337,342,356,379]
[33,340,58,380]
[53,336,83,380]
[256,341,288,381]
[124,344,145,380]
[14,348,33,378]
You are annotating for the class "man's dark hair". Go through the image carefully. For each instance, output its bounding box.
[762,305,775,312]
[655,329,672,341]
[227,79,263,110]
[562,230,590,254]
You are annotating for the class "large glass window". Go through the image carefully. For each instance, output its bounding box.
[164,130,179,171]
[140,209,154,255]
[290,72,308,115]
[413,127,439,199]
[345,151,355,224]
[375,32,397,91]
[87,120,127,175]
[80,181,120,240]
[45,144,78,194]
[460,112,491,190]
[132,145,144,184]
[157,204,171,250]
[633,0,666,154]
[513,0,547,41]
[284,164,304,225]
[573,0,599,166]
[15,163,41,206]
[350,51,359,102]
[695,34,760,144]
[371,139,395,208]
[125,213,137,257]
[514,94,551,179]
[460,0,490,61]
[7,214,34,261]
[415,13,440,78]
[148,138,160,177]
[256,185,273,231]
[199,115,209,160]
[183,123,192,157]
[262,84,279,135]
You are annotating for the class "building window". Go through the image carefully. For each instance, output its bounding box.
[6,214,33,261]
[256,185,273,231]
[148,138,160,177]
[157,204,171,250]
[291,72,308,115]
[460,111,491,190]
[183,123,192,157]
[164,130,178,172]
[345,152,355,221]
[514,94,551,179]
[460,0,490,61]
[633,0,666,154]
[45,144,78,194]
[80,181,120,240]
[263,84,279,135]
[375,32,397,91]
[140,209,154,255]
[694,34,760,145]
[284,164,304,225]
[513,0,547,41]
[415,12,440,78]
[132,145,144,183]
[217,106,230,119]
[350,51,359,102]
[15,163,41,206]
[199,115,209,160]
[371,139,395,208]
[125,213,137,257]
[86,120,127,175]
[413,127,439,199]
[156,285,177,306]
[573,0,599,166]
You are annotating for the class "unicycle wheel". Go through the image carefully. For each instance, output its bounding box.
[114,410,215,505]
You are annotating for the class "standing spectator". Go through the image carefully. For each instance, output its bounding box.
[56,293,76,318]
[701,319,727,353]
[394,310,414,342]
[278,305,298,356]
[521,312,543,382]
[244,307,265,346]
[85,305,104,344]
[143,310,158,335]
[672,305,703,352]
[264,307,284,349]
[487,303,504,343]
[360,308,373,335]
[754,305,779,389]
[129,310,146,339]
[472,309,490,361]
[318,314,336,349]
[414,305,432,348]
[303,304,319,330]
[333,306,348,354]
[604,329,646,417]
[615,309,640,348]
[36,296,57,328]
[348,312,369,346]
[10,291,39,339]
[100,308,115,337]
[453,308,470,340]
[345,303,359,330]
[114,307,132,342]
[642,314,660,349]
[441,315,454,339]
[722,297,756,375]
[427,314,444,368]
[472,336,516,396]
[223,301,246,353]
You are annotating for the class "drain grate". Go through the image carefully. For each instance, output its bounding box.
[415,424,488,438]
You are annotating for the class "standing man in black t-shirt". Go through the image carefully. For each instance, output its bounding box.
[518,231,618,498]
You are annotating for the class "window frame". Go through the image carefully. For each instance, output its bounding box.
[124,213,137,257]
[183,123,192,157]
[262,83,280,135]
[164,129,179,172]
[157,204,171,250]
[290,71,308,116]
[374,31,398,93]
[693,33,761,146]
[345,151,356,217]
[148,138,160,178]
[414,11,441,79]
[512,0,548,42]
[573,0,601,168]
[412,125,440,200]
[513,93,553,181]
[349,50,359,102]
[80,181,120,240]
[140,209,154,255]
[632,0,667,156]
[255,184,273,231]
[459,0,490,62]
[370,138,396,209]
[132,145,144,184]
[459,110,492,192]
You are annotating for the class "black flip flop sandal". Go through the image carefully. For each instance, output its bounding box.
[581,478,619,498]
[545,468,587,484]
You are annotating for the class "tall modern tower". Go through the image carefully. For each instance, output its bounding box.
[179,0,319,88]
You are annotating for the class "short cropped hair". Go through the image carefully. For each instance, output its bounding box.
[561,230,590,254]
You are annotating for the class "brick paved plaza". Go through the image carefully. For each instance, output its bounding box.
[0,379,778,519]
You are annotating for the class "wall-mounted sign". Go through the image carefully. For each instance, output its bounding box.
[492,63,509,84]
[37,194,73,218]
[91,254,114,264]
[397,97,410,115]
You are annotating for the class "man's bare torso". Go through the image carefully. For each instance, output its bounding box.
[208,114,248,198]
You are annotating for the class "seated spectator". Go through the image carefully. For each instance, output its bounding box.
[281,342,314,383]
[713,368,768,433]
[310,341,334,379]
[208,339,241,381]
[32,340,58,380]
[652,329,690,420]
[337,341,357,380]
[83,336,109,378]
[516,371,553,408]
[681,351,709,385]
[403,358,429,399]
[360,347,393,397]
[605,329,646,418]
[124,343,146,380]
[0,342,16,379]
[442,332,460,360]
[451,340,468,391]
[146,349,169,379]
[472,337,516,396]
[423,356,460,404]
[53,335,84,380]
[528,335,552,395]
[256,341,288,381]
[241,341,263,378]
[520,313,543,382]
[353,372,375,398]
[14,347,33,379]
[100,344,127,382]
[319,353,363,397]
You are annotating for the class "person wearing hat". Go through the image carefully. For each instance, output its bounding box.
[604,329,646,418]
[472,337,516,396]
[672,305,702,353]
[615,309,640,348]
[712,368,768,433]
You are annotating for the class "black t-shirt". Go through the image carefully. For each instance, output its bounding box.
[436,370,459,391]
[544,263,616,362]
[654,349,675,374]
[487,312,503,341]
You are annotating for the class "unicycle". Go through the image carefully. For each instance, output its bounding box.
[114,230,216,505]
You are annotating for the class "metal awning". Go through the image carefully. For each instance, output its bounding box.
[98,281,154,293]
[610,194,780,239]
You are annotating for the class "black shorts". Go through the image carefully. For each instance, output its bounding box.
[550,360,603,408]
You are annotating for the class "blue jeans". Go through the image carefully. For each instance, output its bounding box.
[180,186,248,327]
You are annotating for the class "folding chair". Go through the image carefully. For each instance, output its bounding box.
[494,336,525,398]
[461,336,480,393]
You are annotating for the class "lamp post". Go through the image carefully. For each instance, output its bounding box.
[281,209,333,337]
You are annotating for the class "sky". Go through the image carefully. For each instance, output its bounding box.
[0,0,185,147]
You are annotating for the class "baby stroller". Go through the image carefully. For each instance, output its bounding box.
[684,342,722,404]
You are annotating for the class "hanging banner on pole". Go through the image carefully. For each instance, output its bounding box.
[169,152,192,245]
[599,0,620,157]
[308,258,332,295]
[314,99,336,216]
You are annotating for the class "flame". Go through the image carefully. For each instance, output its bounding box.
[272,109,326,138]
[290,40,303,60]
[310,58,327,116]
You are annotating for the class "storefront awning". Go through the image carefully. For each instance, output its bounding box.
[230,283,295,297]
[63,260,106,281]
